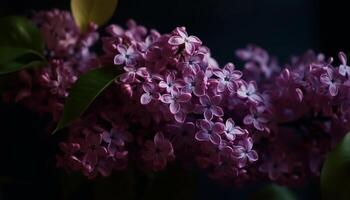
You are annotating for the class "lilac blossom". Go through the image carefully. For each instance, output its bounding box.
[195,119,224,144]
[168,27,202,54]
[237,81,263,103]
[224,118,245,141]
[113,44,140,66]
[142,132,175,171]
[160,90,191,114]
[213,63,242,92]
[195,95,224,121]
[232,137,258,168]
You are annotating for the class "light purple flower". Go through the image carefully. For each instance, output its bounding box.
[168,27,202,54]
[113,44,140,66]
[320,68,340,96]
[224,118,245,141]
[179,53,204,74]
[213,63,242,92]
[142,132,174,171]
[232,137,258,168]
[338,51,350,77]
[160,90,191,114]
[194,95,224,121]
[195,119,224,144]
[259,156,289,181]
[182,71,207,96]
[243,106,269,131]
[102,126,133,148]
[140,82,161,105]
[158,72,185,93]
[237,81,263,103]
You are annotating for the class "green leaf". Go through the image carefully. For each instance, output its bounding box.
[0,16,45,75]
[53,66,121,134]
[0,16,44,53]
[71,0,118,32]
[0,47,45,74]
[321,133,350,200]
[250,184,296,200]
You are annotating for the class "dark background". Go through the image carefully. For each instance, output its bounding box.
[0,0,348,199]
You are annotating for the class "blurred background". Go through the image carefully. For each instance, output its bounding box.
[0,0,348,199]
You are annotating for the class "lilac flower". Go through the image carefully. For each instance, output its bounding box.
[237,81,263,103]
[224,118,245,141]
[102,125,133,148]
[195,119,224,144]
[160,90,191,114]
[140,82,161,105]
[182,71,206,96]
[243,106,269,131]
[179,53,204,74]
[82,133,107,166]
[259,156,289,181]
[113,44,140,66]
[232,137,258,168]
[320,67,340,96]
[213,63,242,92]
[142,132,174,171]
[168,27,202,54]
[194,95,224,121]
[338,52,350,77]
[158,72,185,93]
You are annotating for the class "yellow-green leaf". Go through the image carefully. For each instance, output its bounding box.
[71,0,118,32]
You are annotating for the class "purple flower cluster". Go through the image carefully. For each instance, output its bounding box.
[59,20,266,183]
[4,9,350,186]
[2,9,99,123]
[237,46,350,185]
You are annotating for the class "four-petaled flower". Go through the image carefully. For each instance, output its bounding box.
[243,106,269,131]
[160,90,191,114]
[320,67,340,96]
[224,118,246,141]
[195,119,224,144]
[140,82,161,105]
[182,71,207,96]
[237,81,263,103]
[159,72,185,93]
[114,44,140,66]
[168,27,202,54]
[195,95,224,121]
[232,137,258,168]
[213,63,242,92]
[142,132,174,171]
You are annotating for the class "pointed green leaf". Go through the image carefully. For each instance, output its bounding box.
[0,16,45,74]
[53,66,121,134]
[250,184,296,200]
[71,0,118,32]
[321,133,350,200]
[0,47,45,74]
[0,16,44,53]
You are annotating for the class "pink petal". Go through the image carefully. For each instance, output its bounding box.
[195,130,210,141]
[204,109,213,121]
[140,93,152,105]
[114,54,125,65]
[154,132,165,146]
[168,36,185,45]
[209,133,221,145]
[160,94,172,104]
[177,93,192,102]
[247,150,258,162]
[211,105,224,117]
[243,115,254,125]
[187,36,202,45]
[169,102,180,114]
